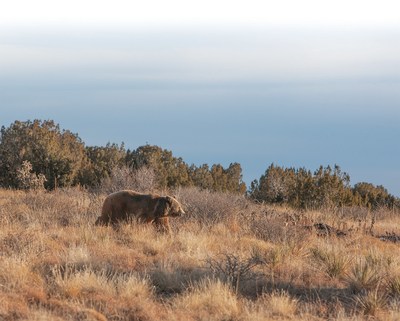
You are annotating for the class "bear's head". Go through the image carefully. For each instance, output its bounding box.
[154,195,185,218]
[166,195,185,217]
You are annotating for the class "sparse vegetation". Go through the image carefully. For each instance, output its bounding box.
[1,186,400,320]
[1,118,400,320]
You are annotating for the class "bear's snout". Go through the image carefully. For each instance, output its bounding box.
[173,208,185,217]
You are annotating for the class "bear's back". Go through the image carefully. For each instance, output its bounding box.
[103,190,159,219]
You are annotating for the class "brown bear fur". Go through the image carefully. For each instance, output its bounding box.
[95,190,185,232]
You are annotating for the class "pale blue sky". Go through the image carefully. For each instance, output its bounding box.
[1,2,400,195]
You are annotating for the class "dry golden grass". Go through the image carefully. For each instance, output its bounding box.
[1,186,400,320]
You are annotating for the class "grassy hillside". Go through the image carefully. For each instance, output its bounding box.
[1,187,400,320]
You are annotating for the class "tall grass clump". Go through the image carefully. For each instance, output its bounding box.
[354,286,388,317]
[176,187,246,229]
[345,258,384,294]
[262,290,298,318]
[310,245,352,279]
[172,278,240,321]
[387,274,400,298]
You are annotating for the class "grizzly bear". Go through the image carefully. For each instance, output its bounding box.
[95,190,185,233]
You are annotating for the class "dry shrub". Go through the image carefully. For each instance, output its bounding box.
[249,215,289,243]
[175,187,311,244]
[175,187,246,228]
[335,206,370,221]
[207,252,263,295]
[98,165,155,194]
[2,187,93,227]
[16,160,47,190]
[249,213,310,245]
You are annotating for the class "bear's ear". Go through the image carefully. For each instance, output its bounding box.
[165,195,173,205]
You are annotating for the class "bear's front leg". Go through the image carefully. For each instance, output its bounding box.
[153,217,171,234]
